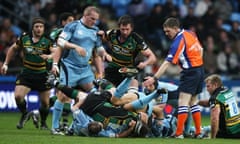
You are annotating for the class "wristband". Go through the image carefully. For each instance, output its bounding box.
[52,63,59,73]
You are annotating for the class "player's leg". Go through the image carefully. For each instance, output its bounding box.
[104,66,125,86]
[189,67,204,138]
[175,92,191,138]
[190,95,202,137]
[51,91,67,134]
[60,101,72,131]
[14,85,31,129]
[51,65,69,134]
[127,91,160,110]
[77,66,96,93]
[39,90,51,130]
[113,77,134,98]
[183,111,192,137]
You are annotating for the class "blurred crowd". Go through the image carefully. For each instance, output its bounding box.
[0,0,240,79]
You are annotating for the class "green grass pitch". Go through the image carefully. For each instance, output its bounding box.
[0,113,238,144]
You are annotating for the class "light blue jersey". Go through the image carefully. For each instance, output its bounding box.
[157,81,178,92]
[71,109,94,136]
[71,109,128,137]
[58,19,103,86]
[153,81,178,105]
[138,92,153,116]
[99,123,128,137]
[150,115,177,137]
[59,19,102,66]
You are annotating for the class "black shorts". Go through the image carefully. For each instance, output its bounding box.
[81,91,136,120]
[217,131,240,138]
[96,103,131,119]
[16,71,52,91]
[104,66,126,86]
[179,66,204,95]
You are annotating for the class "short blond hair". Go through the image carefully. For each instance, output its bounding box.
[204,74,223,87]
[83,6,100,16]
[163,17,180,28]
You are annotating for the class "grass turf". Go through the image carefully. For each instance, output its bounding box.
[0,112,238,144]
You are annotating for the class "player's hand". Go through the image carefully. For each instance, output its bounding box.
[75,46,86,57]
[51,63,59,75]
[40,54,52,60]
[137,62,146,69]
[103,53,112,62]
[128,120,136,129]
[143,76,155,87]
[97,30,105,36]
[1,63,8,75]
[97,30,106,39]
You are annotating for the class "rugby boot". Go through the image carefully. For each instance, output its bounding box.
[16,112,30,129]
[119,67,138,77]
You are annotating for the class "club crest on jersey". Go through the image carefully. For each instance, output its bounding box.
[77,30,83,35]
[113,45,130,54]
[25,40,31,45]
[26,47,33,53]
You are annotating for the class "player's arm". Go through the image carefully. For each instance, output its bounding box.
[39,45,54,60]
[133,32,156,69]
[198,99,210,107]
[96,46,112,62]
[111,92,138,107]
[143,60,170,87]
[92,50,104,79]
[97,30,107,42]
[210,104,220,138]
[154,60,170,78]
[115,120,136,138]
[50,47,62,75]
[57,37,86,56]
[72,91,88,111]
[138,48,157,69]
[152,105,165,121]
[1,42,19,75]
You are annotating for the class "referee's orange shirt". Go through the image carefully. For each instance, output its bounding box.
[166,29,203,69]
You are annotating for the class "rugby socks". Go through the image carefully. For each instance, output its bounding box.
[175,106,189,136]
[63,103,71,114]
[52,100,64,129]
[114,77,132,98]
[16,99,27,114]
[184,112,192,135]
[190,105,202,135]
[49,95,57,107]
[57,85,79,99]
[62,103,71,124]
[39,106,49,125]
[131,91,157,109]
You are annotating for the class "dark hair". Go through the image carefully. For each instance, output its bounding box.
[118,15,134,28]
[32,17,45,27]
[59,12,74,22]
[88,121,102,136]
[143,73,159,94]
[163,17,180,28]
[132,120,150,137]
